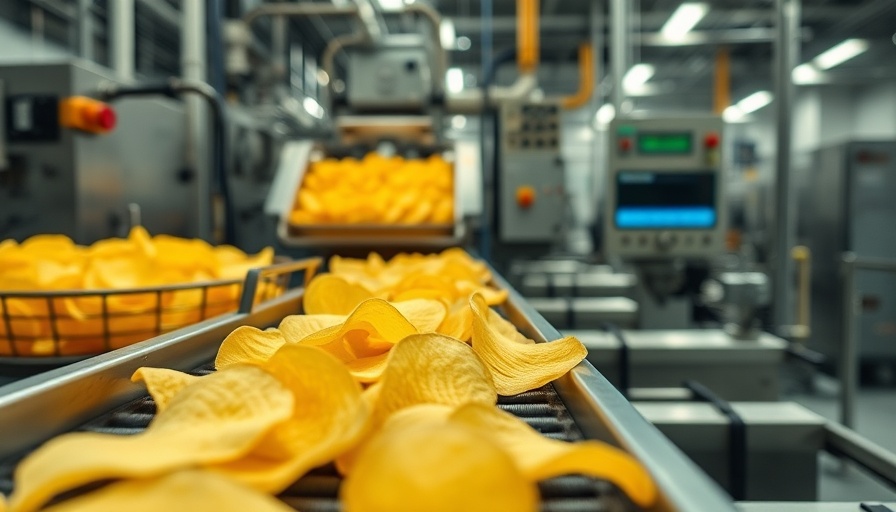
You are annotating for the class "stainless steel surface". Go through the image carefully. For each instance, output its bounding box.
[636,401,826,500]
[738,504,896,512]
[825,421,896,489]
[797,142,896,373]
[182,0,211,241]
[0,79,6,170]
[572,329,786,401]
[772,0,800,331]
[604,115,726,261]
[110,0,134,79]
[497,101,566,243]
[346,37,432,111]
[520,272,638,299]
[489,269,738,512]
[838,255,896,430]
[0,61,192,243]
[703,272,771,340]
[528,297,639,330]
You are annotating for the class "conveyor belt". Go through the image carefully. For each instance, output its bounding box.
[0,361,635,512]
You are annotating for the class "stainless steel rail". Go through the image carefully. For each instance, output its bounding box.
[840,253,896,428]
[0,261,736,511]
[825,421,896,488]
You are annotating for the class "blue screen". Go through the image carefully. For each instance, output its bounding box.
[615,171,716,230]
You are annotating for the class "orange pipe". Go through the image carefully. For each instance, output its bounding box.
[562,43,595,109]
[517,0,539,73]
[713,46,730,114]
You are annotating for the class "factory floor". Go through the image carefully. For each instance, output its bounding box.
[783,368,896,502]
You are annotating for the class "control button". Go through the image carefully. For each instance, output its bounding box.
[516,186,536,209]
[619,137,633,152]
[704,132,720,149]
[655,231,674,251]
[59,96,117,134]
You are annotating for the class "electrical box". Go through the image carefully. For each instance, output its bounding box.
[497,101,565,243]
[604,115,726,260]
[346,37,432,111]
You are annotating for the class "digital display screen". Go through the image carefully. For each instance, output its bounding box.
[615,171,716,229]
[637,132,693,155]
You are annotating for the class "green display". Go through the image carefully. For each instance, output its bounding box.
[637,132,693,154]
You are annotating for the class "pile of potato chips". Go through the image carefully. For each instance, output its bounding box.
[0,228,274,357]
[289,153,454,225]
[3,249,657,512]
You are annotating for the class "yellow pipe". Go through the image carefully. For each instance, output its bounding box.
[517,0,539,73]
[713,46,730,115]
[791,245,812,341]
[562,43,595,109]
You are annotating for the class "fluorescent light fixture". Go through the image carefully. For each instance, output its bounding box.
[375,0,404,10]
[303,97,325,119]
[440,19,456,49]
[813,39,869,70]
[736,90,773,114]
[623,64,655,93]
[792,63,820,85]
[446,67,464,93]
[723,105,745,123]
[661,2,709,41]
[595,103,616,127]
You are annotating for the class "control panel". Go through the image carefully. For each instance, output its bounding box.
[604,115,725,260]
[498,101,565,243]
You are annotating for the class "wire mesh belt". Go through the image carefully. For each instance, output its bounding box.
[0,360,639,512]
[0,276,288,358]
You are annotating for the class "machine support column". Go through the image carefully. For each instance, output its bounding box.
[772,0,800,331]
[610,0,629,113]
[182,0,211,241]
[110,0,134,79]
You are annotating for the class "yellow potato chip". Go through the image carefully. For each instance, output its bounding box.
[131,367,200,412]
[303,274,374,315]
[371,333,496,425]
[296,299,418,350]
[470,293,587,395]
[10,366,293,512]
[41,470,295,512]
[437,300,474,342]
[450,403,658,508]
[341,419,537,512]
[277,314,345,342]
[215,326,287,370]
[390,298,447,333]
[212,346,368,493]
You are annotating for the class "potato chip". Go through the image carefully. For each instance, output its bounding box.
[41,470,295,512]
[341,419,537,512]
[295,299,418,349]
[215,326,287,370]
[470,293,587,395]
[450,403,658,508]
[371,333,496,425]
[303,274,374,315]
[212,345,369,493]
[277,314,345,342]
[10,366,293,512]
[437,300,474,342]
[131,367,200,412]
[390,299,447,333]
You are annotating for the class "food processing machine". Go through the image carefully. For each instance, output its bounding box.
[0,60,193,244]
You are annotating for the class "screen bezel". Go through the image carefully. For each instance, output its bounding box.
[613,170,718,231]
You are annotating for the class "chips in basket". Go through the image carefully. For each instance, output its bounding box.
[0,228,274,357]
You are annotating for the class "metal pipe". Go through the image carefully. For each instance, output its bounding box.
[110,0,134,79]
[825,421,896,487]
[610,0,629,112]
[840,253,858,429]
[182,0,210,241]
[561,43,595,109]
[790,245,812,341]
[77,0,93,61]
[713,46,730,114]
[772,0,800,332]
[241,4,359,26]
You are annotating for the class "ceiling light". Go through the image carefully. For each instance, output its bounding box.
[661,2,709,41]
[440,19,456,49]
[595,104,616,127]
[736,91,773,114]
[723,105,745,123]
[375,0,404,10]
[456,36,472,51]
[812,39,869,70]
[623,64,655,93]
[792,63,820,85]
[451,115,467,130]
[446,67,464,94]
[303,97,325,119]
